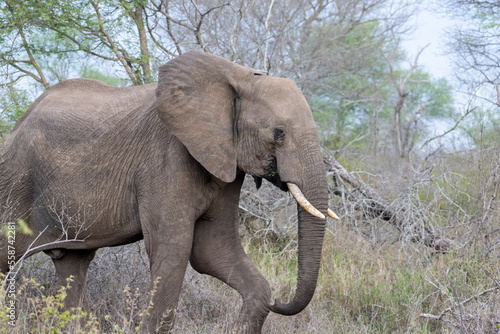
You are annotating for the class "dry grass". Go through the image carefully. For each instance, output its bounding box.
[2,228,498,333]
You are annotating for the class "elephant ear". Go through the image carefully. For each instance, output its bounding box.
[156,52,250,183]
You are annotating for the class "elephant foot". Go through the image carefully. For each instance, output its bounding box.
[144,306,178,334]
[233,300,270,334]
[232,321,264,334]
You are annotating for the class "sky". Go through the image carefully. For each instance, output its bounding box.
[401,3,469,146]
[402,4,458,82]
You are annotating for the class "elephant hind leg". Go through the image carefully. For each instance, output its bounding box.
[49,248,97,309]
[190,217,271,333]
[0,253,8,275]
[0,236,9,274]
[0,219,36,275]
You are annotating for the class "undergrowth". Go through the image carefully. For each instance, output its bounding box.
[1,228,498,333]
[1,151,499,333]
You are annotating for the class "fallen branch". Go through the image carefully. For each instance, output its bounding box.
[323,148,452,252]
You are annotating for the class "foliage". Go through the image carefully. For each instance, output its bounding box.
[0,86,32,140]
[80,66,125,87]
[0,277,101,333]
[0,273,162,333]
[0,85,30,123]
[1,0,156,86]
[459,108,500,149]
[310,37,456,154]
[308,20,390,150]
[389,69,455,155]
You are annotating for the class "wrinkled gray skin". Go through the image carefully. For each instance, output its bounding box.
[0,52,328,333]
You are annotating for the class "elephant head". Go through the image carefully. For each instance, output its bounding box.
[156,51,338,316]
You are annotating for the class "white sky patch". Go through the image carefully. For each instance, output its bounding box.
[402,5,458,82]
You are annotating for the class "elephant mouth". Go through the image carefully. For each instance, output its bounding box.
[264,173,288,191]
[263,155,288,191]
[260,155,339,220]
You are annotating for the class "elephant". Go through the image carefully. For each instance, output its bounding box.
[0,51,338,333]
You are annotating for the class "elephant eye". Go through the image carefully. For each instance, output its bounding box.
[274,128,285,141]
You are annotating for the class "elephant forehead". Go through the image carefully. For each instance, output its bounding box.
[262,81,312,120]
[258,79,308,108]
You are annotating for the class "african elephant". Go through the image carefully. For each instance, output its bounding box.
[0,51,338,333]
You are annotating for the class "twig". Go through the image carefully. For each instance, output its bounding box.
[420,286,499,320]
[90,1,137,84]
[2,226,87,286]
[421,108,475,149]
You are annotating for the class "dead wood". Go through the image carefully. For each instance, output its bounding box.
[323,149,452,252]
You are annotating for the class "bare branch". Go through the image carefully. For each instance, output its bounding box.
[48,27,119,61]
[3,61,43,86]
[263,0,275,73]
[90,1,137,84]
[144,3,178,57]
[420,287,499,321]
[18,28,49,88]
[421,108,475,149]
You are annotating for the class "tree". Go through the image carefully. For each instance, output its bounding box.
[1,0,156,87]
[307,22,455,159]
[308,19,393,151]
[1,0,417,87]
[383,39,455,158]
[445,0,500,107]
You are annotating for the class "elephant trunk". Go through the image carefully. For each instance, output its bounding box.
[270,151,329,316]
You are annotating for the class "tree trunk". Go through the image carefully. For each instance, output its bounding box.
[131,4,152,84]
[372,105,380,159]
[394,92,408,158]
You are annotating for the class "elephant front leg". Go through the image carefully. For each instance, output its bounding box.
[190,217,271,333]
[142,222,194,333]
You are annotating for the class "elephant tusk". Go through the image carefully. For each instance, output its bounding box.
[287,183,325,219]
[328,208,340,220]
